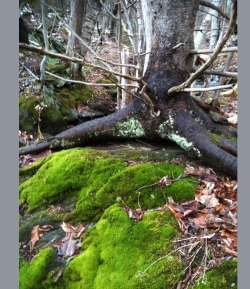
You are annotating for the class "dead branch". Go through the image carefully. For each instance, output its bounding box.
[199,0,230,21]
[204,70,237,79]
[190,46,237,55]
[19,43,141,82]
[95,56,139,69]
[168,1,237,96]
[45,71,139,88]
[184,84,233,93]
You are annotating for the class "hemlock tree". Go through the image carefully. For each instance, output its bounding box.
[20,0,237,178]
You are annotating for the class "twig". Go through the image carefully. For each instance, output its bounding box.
[199,0,230,21]
[204,70,237,79]
[95,56,139,69]
[20,63,40,80]
[183,84,233,92]
[168,1,237,96]
[45,71,139,87]
[138,243,198,276]
[100,0,119,20]
[190,46,237,55]
[19,43,141,82]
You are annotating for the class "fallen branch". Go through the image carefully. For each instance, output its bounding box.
[20,63,40,80]
[190,46,237,55]
[204,70,237,79]
[19,43,141,82]
[95,56,139,69]
[168,1,237,96]
[45,71,139,88]
[199,0,230,21]
[184,84,233,93]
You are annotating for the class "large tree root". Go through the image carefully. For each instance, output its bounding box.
[187,97,237,138]
[171,109,237,178]
[19,96,237,178]
[19,100,142,155]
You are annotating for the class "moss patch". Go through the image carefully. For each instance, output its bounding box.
[58,205,184,289]
[19,247,56,289]
[191,259,237,289]
[20,148,196,221]
[19,83,93,135]
[75,162,197,221]
[19,148,126,212]
[20,148,197,219]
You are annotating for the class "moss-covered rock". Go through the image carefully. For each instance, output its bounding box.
[19,83,93,135]
[20,148,197,220]
[19,148,126,212]
[57,205,184,289]
[75,161,197,221]
[19,247,56,289]
[191,259,237,289]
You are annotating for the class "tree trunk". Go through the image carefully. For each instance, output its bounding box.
[20,0,237,179]
[66,0,86,79]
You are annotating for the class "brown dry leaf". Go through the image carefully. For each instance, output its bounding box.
[124,206,144,222]
[197,194,219,208]
[192,214,207,229]
[60,222,87,240]
[30,224,53,249]
[159,176,172,186]
[165,203,183,220]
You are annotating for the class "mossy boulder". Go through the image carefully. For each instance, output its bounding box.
[75,161,196,221]
[191,259,237,289]
[57,205,184,289]
[19,247,56,289]
[19,83,93,135]
[20,148,197,220]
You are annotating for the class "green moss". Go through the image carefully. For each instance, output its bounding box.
[191,259,237,289]
[58,205,183,289]
[209,132,237,146]
[20,156,51,184]
[20,148,197,219]
[75,162,197,221]
[19,247,56,289]
[19,95,39,132]
[19,84,93,134]
[20,148,126,212]
[209,132,223,145]
[96,77,117,97]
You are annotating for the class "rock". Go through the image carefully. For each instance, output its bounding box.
[19,145,200,289]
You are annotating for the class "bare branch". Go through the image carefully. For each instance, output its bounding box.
[19,43,141,82]
[20,63,40,80]
[184,84,233,93]
[100,0,119,20]
[191,46,237,55]
[199,0,230,21]
[204,70,237,79]
[95,56,139,69]
[168,1,237,96]
[45,71,139,88]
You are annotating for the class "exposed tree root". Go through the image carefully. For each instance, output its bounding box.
[19,95,237,179]
[19,100,142,155]
[187,97,237,138]
[172,110,237,178]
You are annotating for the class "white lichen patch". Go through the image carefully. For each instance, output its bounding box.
[158,127,202,158]
[167,133,193,151]
[116,118,145,137]
[168,133,202,157]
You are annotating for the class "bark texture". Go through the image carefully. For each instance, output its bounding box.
[20,0,237,178]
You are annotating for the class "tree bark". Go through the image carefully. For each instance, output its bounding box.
[66,0,87,79]
[20,0,237,179]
